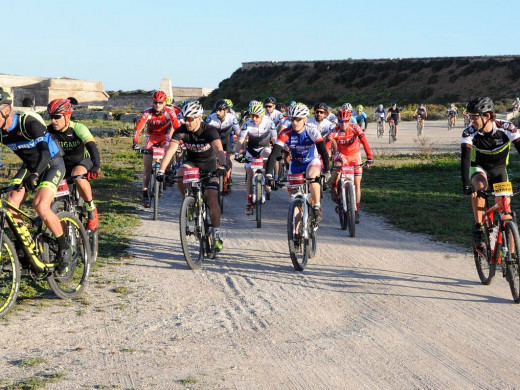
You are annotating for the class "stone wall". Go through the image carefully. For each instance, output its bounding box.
[107,87,214,110]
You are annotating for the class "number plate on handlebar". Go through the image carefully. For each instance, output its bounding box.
[341,165,355,175]
[251,158,264,170]
[493,181,513,196]
[152,147,165,160]
[56,179,70,197]
[183,167,200,183]
[288,173,305,187]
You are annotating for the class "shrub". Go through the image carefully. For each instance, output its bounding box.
[427,75,438,84]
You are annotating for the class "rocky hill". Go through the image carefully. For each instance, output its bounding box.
[203,56,520,110]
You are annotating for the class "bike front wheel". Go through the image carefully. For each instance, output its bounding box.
[504,221,520,303]
[179,196,205,270]
[47,212,91,299]
[0,235,20,319]
[338,186,347,230]
[473,225,495,285]
[346,182,356,237]
[255,179,262,229]
[287,198,309,271]
[218,175,224,214]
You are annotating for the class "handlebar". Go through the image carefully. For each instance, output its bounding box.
[0,184,19,195]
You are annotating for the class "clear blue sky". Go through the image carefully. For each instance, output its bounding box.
[3,0,518,91]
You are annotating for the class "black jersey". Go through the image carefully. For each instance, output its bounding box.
[172,122,220,164]
[47,120,95,168]
[388,107,400,120]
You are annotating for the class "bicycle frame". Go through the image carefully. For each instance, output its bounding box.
[251,157,266,205]
[287,175,315,240]
[338,165,357,213]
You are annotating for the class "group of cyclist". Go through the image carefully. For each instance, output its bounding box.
[0,88,101,274]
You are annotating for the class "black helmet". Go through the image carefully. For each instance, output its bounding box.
[275,103,286,113]
[264,96,277,105]
[214,99,229,111]
[313,102,328,111]
[466,97,494,114]
[0,88,13,105]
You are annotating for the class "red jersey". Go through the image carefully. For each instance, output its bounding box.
[328,123,373,158]
[133,106,181,143]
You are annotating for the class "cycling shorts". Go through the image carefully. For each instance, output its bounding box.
[182,160,218,191]
[220,137,231,153]
[245,148,271,168]
[289,157,322,175]
[333,152,363,176]
[11,157,65,194]
[145,134,169,150]
[65,157,93,178]
[470,165,508,187]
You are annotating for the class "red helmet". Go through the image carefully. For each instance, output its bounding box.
[152,90,167,102]
[337,108,352,121]
[47,99,73,116]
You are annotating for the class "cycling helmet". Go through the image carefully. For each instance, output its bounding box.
[181,101,203,117]
[466,97,494,114]
[249,100,266,115]
[356,105,364,111]
[342,103,353,110]
[337,109,352,122]
[47,98,73,116]
[378,104,383,109]
[289,100,297,107]
[214,99,229,111]
[224,99,233,108]
[166,96,174,105]
[450,103,455,108]
[313,102,328,111]
[275,103,286,113]
[264,96,277,105]
[152,90,167,102]
[0,88,13,106]
[178,100,187,108]
[289,103,310,118]
[392,102,398,107]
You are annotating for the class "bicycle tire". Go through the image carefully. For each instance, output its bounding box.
[473,224,495,285]
[0,235,20,319]
[308,225,317,259]
[47,212,91,299]
[218,175,224,214]
[153,169,160,221]
[347,182,356,237]
[179,196,204,270]
[504,221,520,303]
[389,124,395,144]
[287,198,309,271]
[256,179,262,229]
[338,186,347,230]
[417,120,421,136]
[377,122,383,138]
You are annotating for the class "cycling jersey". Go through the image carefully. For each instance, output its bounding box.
[354,112,368,128]
[268,109,285,127]
[447,108,458,116]
[328,123,373,158]
[307,117,335,138]
[416,108,427,118]
[327,113,338,124]
[239,116,276,156]
[205,112,240,152]
[388,107,400,121]
[2,112,62,173]
[133,106,181,143]
[375,108,386,120]
[275,124,323,167]
[47,120,99,170]
[171,122,220,167]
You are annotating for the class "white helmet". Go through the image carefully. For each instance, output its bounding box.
[289,103,310,118]
[342,103,353,110]
[378,104,383,109]
[182,101,203,118]
[248,100,266,115]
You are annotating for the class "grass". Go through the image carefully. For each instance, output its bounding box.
[3,372,66,389]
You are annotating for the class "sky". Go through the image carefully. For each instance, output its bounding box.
[3,0,519,92]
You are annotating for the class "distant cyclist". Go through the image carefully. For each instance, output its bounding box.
[133,90,181,207]
[461,97,520,247]
[264,97,285,128]
[413,103,428,133]
[47,99,101,230]
[447,103,458,128]
[373,104,386,133]
[385,103,401,140]
[326,105,338,125]
[353,105,368,131]
[341,103,357,124]
[308,102,336,161]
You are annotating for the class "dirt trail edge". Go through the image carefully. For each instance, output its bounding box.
[2,121,520,389]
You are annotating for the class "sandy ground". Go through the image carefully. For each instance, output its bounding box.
[2,120,520,389]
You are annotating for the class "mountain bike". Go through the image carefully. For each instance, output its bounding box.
[388,119,396,144]
[250,157,269,228]
[280,174,321,271]
[333,164,363,237]
[138,146,165,220]
[473,182,520,303]
[0,185,90,318]
[376,119,384,138]
[178,168,219,270]
[415,115,424,136]
[52,174,99,264]
[447,113,455,131]
[463,114,470,129]
[217,155,230,214]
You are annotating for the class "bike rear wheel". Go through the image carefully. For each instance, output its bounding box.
[377,122,383,138]
[504,221,520,303]
[255,179,262,228]
[346,182,356,237]
[218,175,224,214]
[179,196,205,270]
[389,125,395,144]
[0,235,20,319]
[153,172,160,221]
[47,212,91,299]
[287,198,309,271]
[473,225,495,285]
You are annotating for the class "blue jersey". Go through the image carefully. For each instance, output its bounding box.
[354,112,367,125]
[275,124,323,166]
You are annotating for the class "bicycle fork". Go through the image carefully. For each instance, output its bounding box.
[292,195,310,240]
[251,172,266,204]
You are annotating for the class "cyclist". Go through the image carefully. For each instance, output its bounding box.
[264,97,285,128]
[308,102,336,162]
[265,103,331,224]
[157,101,227,251]
[133,90,181,208]
[385,102,401,141]
[46,99,101,230]
[328,109,374,224]
[0,88,71,272]
[224,99,236,117]
[353,105,368,131]
[413,103,428,133]
[234,100,277,215]
[205,99,240,186]
[447,103,458,128]
[373,104,386,133]
[326,105,338,125]
[461,97,520,247]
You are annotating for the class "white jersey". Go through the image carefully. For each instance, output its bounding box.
[307,117,336,138]
[205,112,240,134]
[268,109,285,127]
[240,115,277,153]
[327,113,338,124]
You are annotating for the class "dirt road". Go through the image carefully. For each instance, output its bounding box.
[2,120,520,389]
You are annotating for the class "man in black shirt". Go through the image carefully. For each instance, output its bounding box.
[158,101,227,251]
[0,87,71,272]
[385,102,401,141]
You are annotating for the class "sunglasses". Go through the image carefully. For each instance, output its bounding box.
[250,114,261,119]
[185,116,199,123]
[290,117,304,122]
[339,119,350,124]
[315,110,326,114]
[153,101,164,104]
[468,114,481,120]
[265,105,274,108]
[50,114,63,120]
